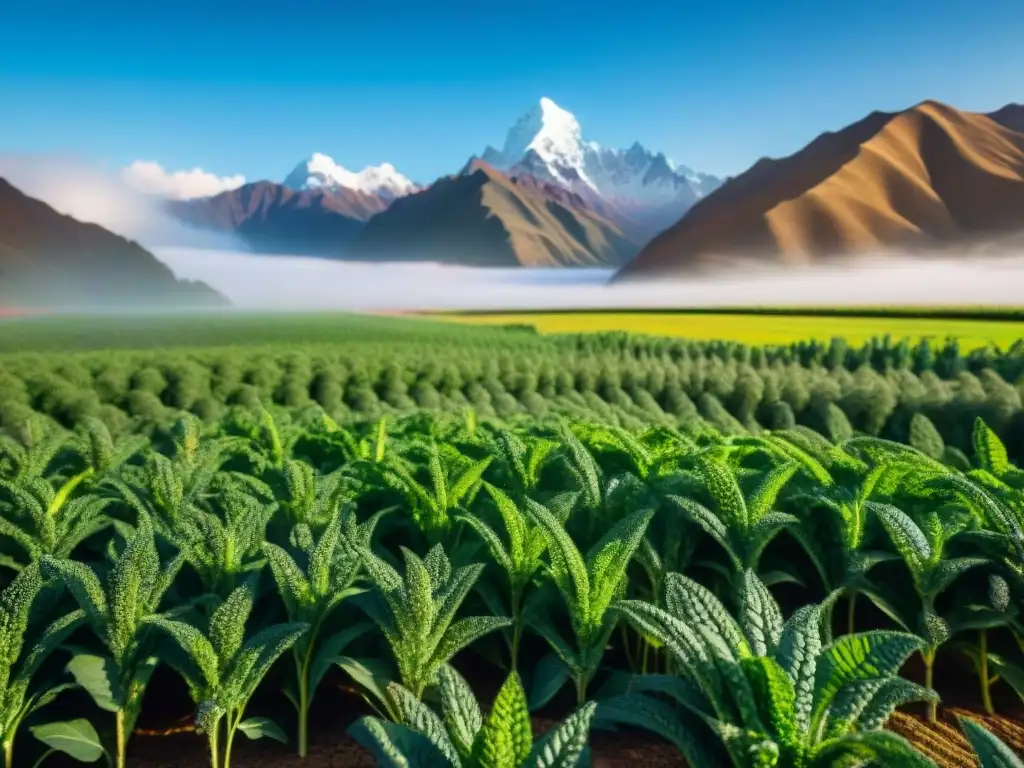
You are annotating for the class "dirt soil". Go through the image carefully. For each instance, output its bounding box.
[889,708,1024,768]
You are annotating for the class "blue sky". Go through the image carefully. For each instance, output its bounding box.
[1,0,1021,186]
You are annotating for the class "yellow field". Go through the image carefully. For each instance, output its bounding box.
[434,312,1024,350]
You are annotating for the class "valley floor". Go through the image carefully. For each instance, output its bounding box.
[435,310,1024,351]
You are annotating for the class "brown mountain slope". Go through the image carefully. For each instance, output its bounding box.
[615,100,1024,280]
[989,103,1024,133]
[345,161,640,267]
[167,181,389,256]
[0,178,224,307]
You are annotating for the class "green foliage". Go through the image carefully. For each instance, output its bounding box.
[607,570,935,767]
[667,454,799,581]
[0,564,85,768]
[144,578,309,768]
[2,343,1023,767]
[349,665,596,768]
[262,506,370,756]
[354,543,511,702]
[524,500,654,703]
[958,716,1024,768]
[41,512,182,768]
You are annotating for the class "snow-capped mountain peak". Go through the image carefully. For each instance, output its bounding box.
[477,98,723,232]
[501,97,587,172]
[284,153,418,200]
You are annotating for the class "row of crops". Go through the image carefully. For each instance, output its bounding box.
[0,400,1022,767]
[2,331,1024,466]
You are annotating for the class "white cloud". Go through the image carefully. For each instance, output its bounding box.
[0,154,243,249]
[153,246,1024,311]
[120,160,245,200]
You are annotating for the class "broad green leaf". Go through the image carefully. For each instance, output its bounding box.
[389,683,461,764]
[482,482,527,566]
[870,503,931,572]
[959,715,1024,768]
[66,654,120,712]
[473,672,532,768]
[209,579,256,665]
[430,616,512,671]
[585,507,655,623]
[697,457,749,531]
[522,501,589,621]
[263,542,312,619]
[746,461,799,522]
[594,694,717,767]
[337,655,400,718]
[143,616,220,690]
[528,653,572,712]
[309,621,375,696]
[524,701,596,768]
[30,718,105,762]
[812,631,925,732]
[742,656,797,750]
[809,730,936,767]
[237,716,289,744]
[348,716,451,768]
[438,665,483,759]
[973,419,1009,477]
[774,604,821,739]
[665,572,748,657]
[739,570,783,657]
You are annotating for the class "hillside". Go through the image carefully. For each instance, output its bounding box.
[344,161,641,267]
[0,178,224,308]
[167,181,390,256]
[615,100,1024,280]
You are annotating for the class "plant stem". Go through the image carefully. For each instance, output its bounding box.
[208,719,220,768]
[509,586,523,671]
[979,629,994,715]
[224,710,239,768]
[619,624,636,671]
[4,739,14,768]
[298,649,311,758]
[116,709,126,768]
[923,647,937,723]
[574,674,587,707]
[29,748,56,768]
[641,639,650,675]
[846,591,857,636]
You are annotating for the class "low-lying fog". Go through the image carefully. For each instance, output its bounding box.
[3,156,1022,312]
[156,246,1024,311]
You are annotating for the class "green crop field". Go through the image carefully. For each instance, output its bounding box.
[435,310,1024,351]
[0,311,1022,768]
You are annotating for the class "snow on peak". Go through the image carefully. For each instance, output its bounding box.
[497,97,594,188]
[284,153,418,199]
[481,98,722,211]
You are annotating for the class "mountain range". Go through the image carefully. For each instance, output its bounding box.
[3,95,1024,307]
[168,98,722,264]
[0,178,224,308]
[616,100,1024,280]
[164,96,1024,276]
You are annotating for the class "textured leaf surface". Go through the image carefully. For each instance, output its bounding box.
[438,665,482,759]
[739,570,783,657]
[474,672,532,768]
[959,716,1024,768]
[524,701,596,768]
